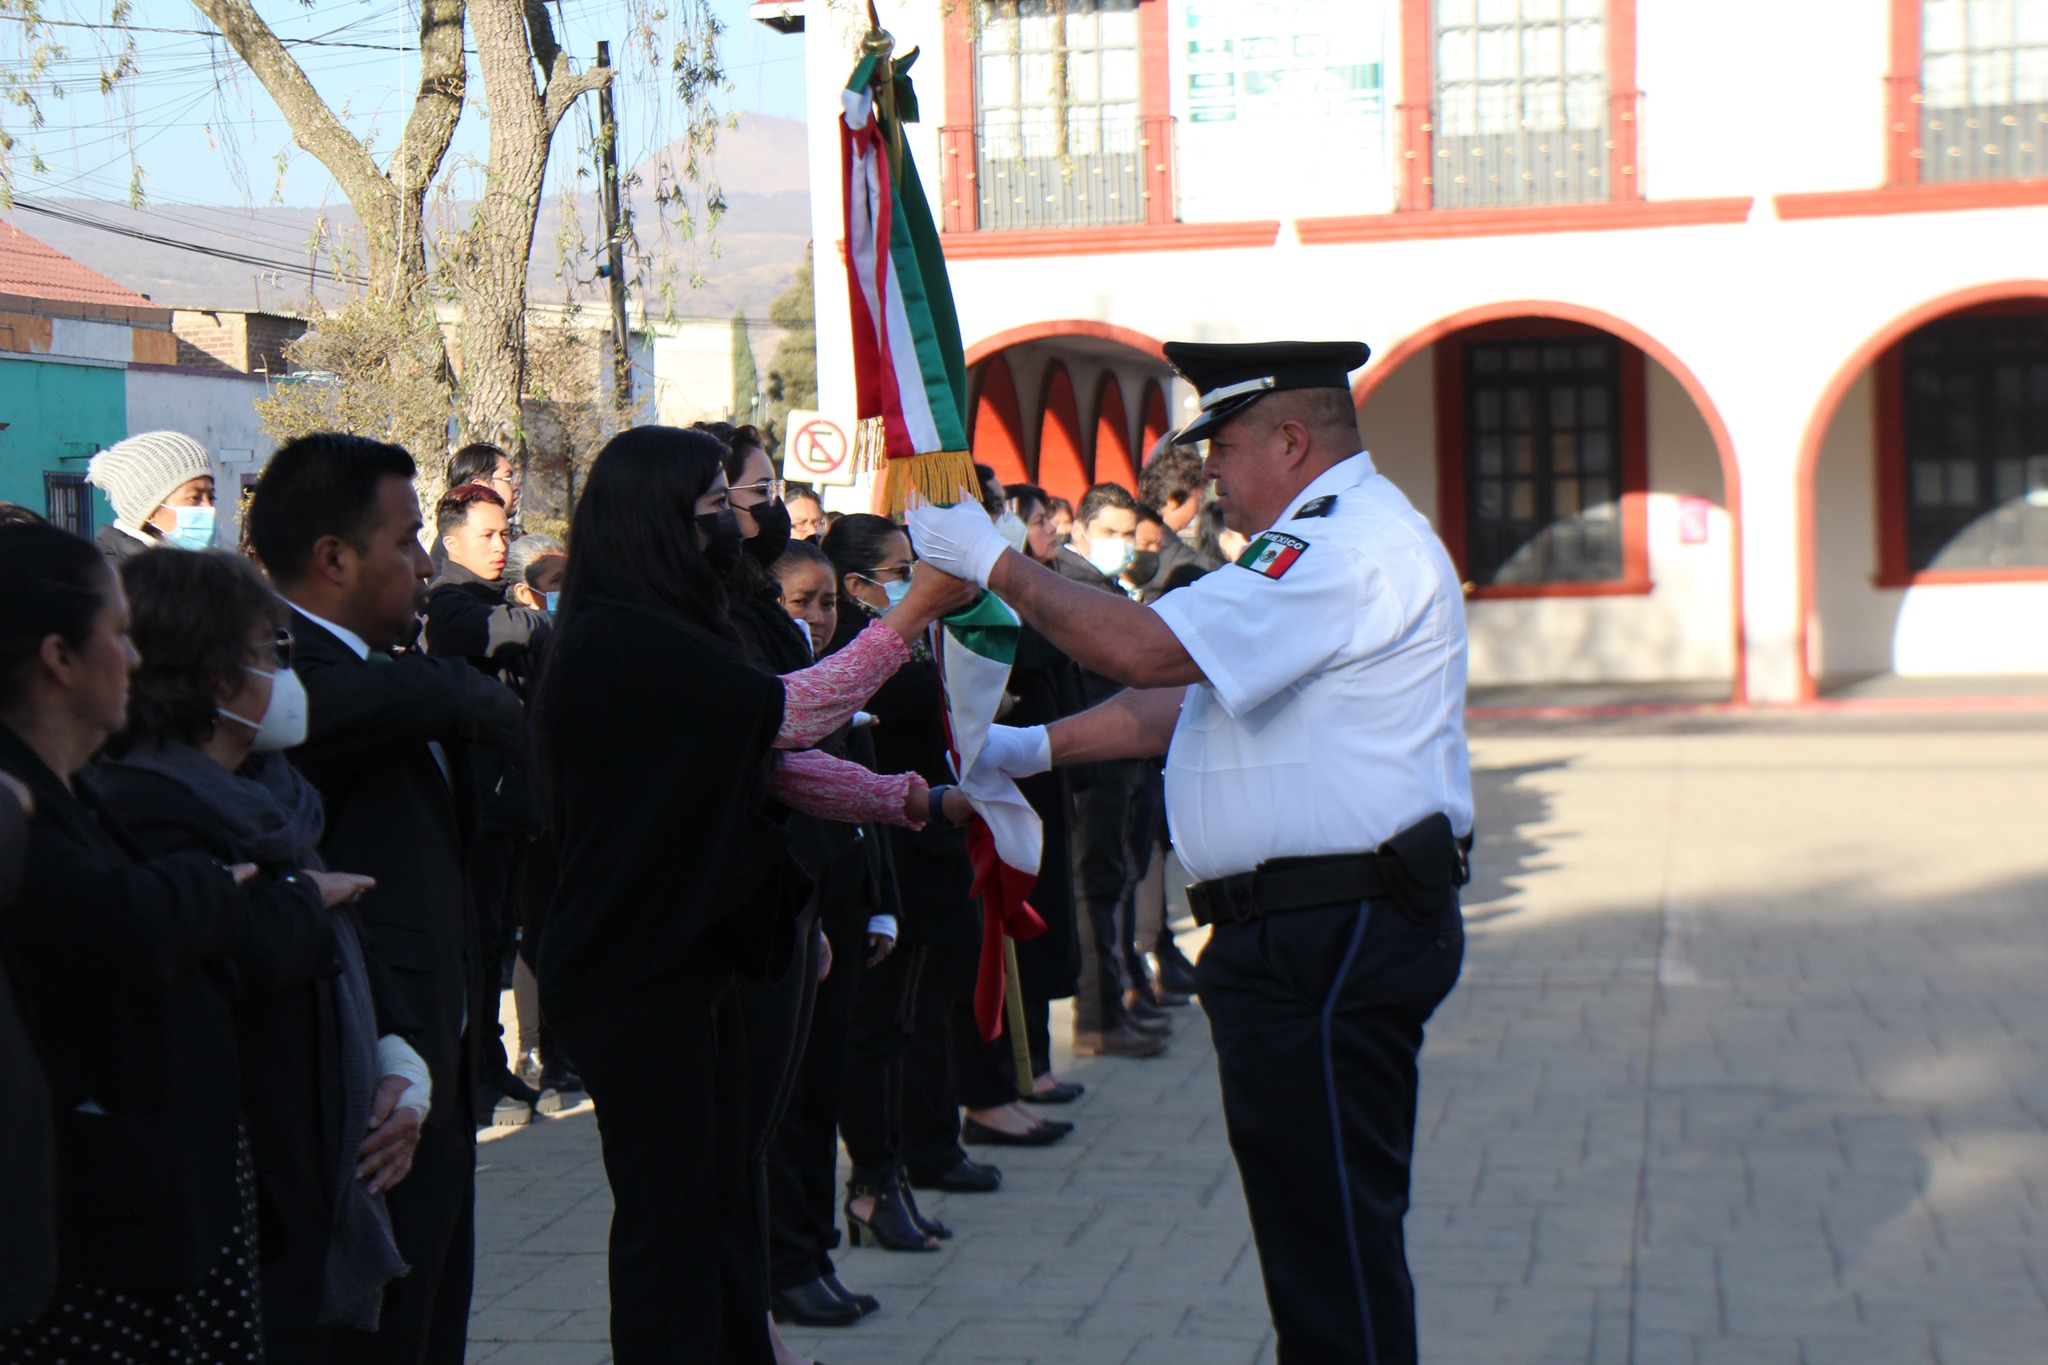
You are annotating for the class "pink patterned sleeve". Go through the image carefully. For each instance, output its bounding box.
[768,749,928,828]
[775,622,912,749]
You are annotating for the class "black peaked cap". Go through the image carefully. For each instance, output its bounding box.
[1163,339,1372,445]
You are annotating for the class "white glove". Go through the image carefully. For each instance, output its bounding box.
[905,502,1010,588]
[970,724,1053,782]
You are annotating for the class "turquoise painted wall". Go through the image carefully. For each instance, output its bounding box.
[0,357,128,527]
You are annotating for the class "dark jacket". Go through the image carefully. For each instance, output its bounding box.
[1052,546,1132,709]
[285,609,524,1134]
[1141,530,1221,602]
[424,561,552,837]
[836,612,977,948]
[538,598,810,1018]
[0,724,332,1292]
[93,523,154,565]
[84,757,415,1337]
[0,774,55,1325]
[1005,622,1083,1001]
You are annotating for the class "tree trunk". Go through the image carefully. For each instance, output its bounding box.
[458,0,611,458]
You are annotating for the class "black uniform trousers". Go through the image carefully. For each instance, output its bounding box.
[550,947,772,1365]
[1197,895,1464,1365]
[1070,760,1144,1032]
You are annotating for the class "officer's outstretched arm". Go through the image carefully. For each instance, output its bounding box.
[987,552,1205,690]
[1045,687,1184,764]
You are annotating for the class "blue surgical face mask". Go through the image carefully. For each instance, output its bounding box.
[544,591,560,616]
[162,505,217,552]
[856,573,912,615]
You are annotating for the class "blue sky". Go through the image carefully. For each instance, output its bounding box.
[1,0,808,209]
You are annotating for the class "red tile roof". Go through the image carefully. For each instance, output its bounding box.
[0,218,158,309]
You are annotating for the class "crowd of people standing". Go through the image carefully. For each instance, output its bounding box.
[0,418,1228,1365]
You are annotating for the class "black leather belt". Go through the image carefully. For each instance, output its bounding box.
[1187,853,1395,928]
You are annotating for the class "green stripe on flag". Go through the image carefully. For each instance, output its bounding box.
[942,591,1018,666]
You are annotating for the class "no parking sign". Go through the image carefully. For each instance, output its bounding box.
[782,410,856,487]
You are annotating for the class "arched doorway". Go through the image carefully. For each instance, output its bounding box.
[1795,282,2048,698]
[1358,302,1747,703]
[964,320,1175,501]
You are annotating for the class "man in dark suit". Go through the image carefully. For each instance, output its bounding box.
[248,433,523,1365]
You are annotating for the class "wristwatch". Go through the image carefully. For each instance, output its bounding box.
[926,784,958,828]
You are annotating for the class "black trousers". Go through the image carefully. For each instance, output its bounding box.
[900,939,976,1176]
[1070,761,1142,1032]
[1117,767,1166,989]
[331,1118,474,1365]
[766,904,867,1290]
[1198,896,1464,1365]
[551,949,772,1365]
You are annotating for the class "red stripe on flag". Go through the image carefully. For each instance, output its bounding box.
[967,815,1045,1044]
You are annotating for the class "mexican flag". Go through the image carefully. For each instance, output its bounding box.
[842,41,1045,1042]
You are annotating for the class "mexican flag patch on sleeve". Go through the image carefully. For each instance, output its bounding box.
[1236,531,1309,580]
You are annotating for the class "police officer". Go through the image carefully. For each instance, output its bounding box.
[908,340,1472,1364]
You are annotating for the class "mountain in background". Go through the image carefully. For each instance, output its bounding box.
[14,114,814,324]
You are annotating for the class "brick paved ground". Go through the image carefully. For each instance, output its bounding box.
[469,715,2048,1364]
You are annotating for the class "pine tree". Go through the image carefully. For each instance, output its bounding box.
[763,248,818,445]
[731,309,761,425]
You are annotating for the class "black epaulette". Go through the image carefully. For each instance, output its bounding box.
[1293,496,1338,519]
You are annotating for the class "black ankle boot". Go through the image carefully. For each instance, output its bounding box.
[843,1171,938,1253]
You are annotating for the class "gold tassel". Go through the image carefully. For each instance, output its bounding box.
[880,449,982,519]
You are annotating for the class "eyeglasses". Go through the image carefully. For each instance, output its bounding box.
[258,628,294,671]
[730,478,786,506]
[857,565,912,585]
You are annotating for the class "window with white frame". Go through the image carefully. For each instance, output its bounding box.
[1921,0,2048,181]
[975,0,1143,229]
[1432,0,1607,208]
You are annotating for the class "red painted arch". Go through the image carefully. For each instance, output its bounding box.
[1356,300,1749,704]
[1092,372,1138,492]
[1791,279,2048,699]
[1036,362,1090,506]
[965,319,1169,368]
[1140,380,1171,458]
[970,354,1030,488]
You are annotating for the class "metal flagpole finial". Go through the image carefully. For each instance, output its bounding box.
[862,0,894,57]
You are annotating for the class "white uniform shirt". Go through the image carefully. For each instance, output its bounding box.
[1150,453,1473,883]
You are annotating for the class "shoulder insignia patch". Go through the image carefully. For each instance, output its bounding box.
[1293,496,1338,519]
[1235,532,1309,580]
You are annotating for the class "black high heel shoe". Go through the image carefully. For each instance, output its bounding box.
[843,1175,939,1253]
[896,1178,952,1242]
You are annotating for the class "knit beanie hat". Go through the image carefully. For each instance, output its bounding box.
[87,431,215,532]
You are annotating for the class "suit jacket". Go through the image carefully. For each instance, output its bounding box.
[286,610,524,1132]
[0,724,331,1292]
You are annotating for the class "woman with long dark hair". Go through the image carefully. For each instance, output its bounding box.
[535,426,973,1363]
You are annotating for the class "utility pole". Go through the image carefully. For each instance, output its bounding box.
[596,41,632,412]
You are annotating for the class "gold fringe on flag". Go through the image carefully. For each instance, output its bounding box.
[881,449,981,517]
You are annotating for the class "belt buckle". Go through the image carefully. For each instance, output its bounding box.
[1222,875,1258,925]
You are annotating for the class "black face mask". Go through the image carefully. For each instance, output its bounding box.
[744,499,793,568]
[1126,549,1162,586]
[696,508,744,577]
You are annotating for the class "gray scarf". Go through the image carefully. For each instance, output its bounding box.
[98,741,406,1325]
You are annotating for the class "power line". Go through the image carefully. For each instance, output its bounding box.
[5,193,364,285]
[0,12,474,53]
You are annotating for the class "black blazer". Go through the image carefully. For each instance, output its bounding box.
[0,725,331,1292]
[285,611,524,1133]
[0,776,55,1325]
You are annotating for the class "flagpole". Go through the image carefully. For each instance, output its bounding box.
[1003,936,1034,1098]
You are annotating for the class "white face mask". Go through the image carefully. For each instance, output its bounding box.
[219,665,309,751]
[995,510,1030,553]
[1083,536,1135,579]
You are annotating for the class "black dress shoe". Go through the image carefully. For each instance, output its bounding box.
[907,1156,1002,1192]
[961,1116,1067,1147]
[772,1278,862,1328]
[1072,1024,1168,1058]
[1022,1080,1085,1104]
[820,1273,880,1316]
[1125,1007,1172,1037]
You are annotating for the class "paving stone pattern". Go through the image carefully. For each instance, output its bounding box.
[469,722,2048,1363]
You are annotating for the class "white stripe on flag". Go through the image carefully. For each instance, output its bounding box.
[941,630,1012,780]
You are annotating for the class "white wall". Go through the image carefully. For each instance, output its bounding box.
[124,366,272,545]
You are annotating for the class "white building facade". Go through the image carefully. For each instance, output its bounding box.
[766,0,2048,703]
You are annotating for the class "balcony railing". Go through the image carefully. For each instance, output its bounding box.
[1922,100,2048,182]
[939,113,1177,233]
[1429,84,1625,209]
